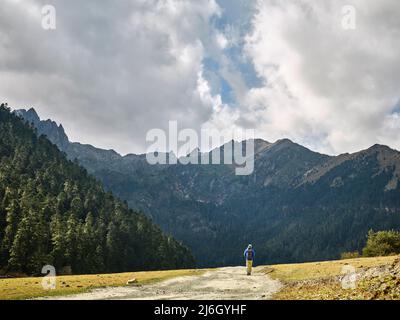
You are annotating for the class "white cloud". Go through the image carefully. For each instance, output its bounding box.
[1,0,399,155]
[0,0,223,154]
[240,0,400,154]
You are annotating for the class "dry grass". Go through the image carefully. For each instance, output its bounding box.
[264,256,396,282]
[2,256,397,300]
[0,269,205,300]
[262,256,398,300]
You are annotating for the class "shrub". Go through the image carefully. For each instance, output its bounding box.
[362,230,400,257]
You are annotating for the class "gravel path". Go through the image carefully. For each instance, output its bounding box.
[48,266,282,300]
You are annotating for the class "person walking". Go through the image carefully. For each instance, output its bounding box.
[244,244,255,276]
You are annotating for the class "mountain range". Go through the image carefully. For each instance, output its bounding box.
[15,108,400,267]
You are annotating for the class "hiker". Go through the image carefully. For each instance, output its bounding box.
[244,244,255,275]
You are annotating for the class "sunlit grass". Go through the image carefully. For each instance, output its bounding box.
[264,256,396,282]
[0,269,205,300]
[262,256,398,300]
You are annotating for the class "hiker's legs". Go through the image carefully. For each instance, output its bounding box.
[246,260,253,275]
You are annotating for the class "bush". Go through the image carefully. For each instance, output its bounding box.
[362,230,400,257]
[341,251,360,260]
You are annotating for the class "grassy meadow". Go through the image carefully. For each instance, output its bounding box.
[265,256,398,300]
[0,269,204,300]
[1,256,398,300]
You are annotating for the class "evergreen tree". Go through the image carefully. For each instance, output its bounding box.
[0,103,195,274]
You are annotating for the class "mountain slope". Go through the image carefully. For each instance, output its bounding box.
[0,104,194,275]
[16,108,400,267]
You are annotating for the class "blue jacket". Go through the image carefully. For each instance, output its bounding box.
[244,248,255,261]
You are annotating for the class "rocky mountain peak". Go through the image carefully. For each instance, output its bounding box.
[14,107,40,124]
[15,108,70,151]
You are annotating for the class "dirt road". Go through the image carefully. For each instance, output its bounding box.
[48,266,282,300]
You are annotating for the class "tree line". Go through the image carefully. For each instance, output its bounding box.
[0,103,195,275]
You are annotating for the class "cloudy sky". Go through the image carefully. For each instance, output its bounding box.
[1,0,399,155]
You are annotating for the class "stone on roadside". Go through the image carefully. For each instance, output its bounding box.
[126,278,138,285]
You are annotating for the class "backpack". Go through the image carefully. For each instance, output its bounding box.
[246,249,253,260]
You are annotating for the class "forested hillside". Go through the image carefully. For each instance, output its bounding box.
[0,104,194,275]
[16,108,400,267]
